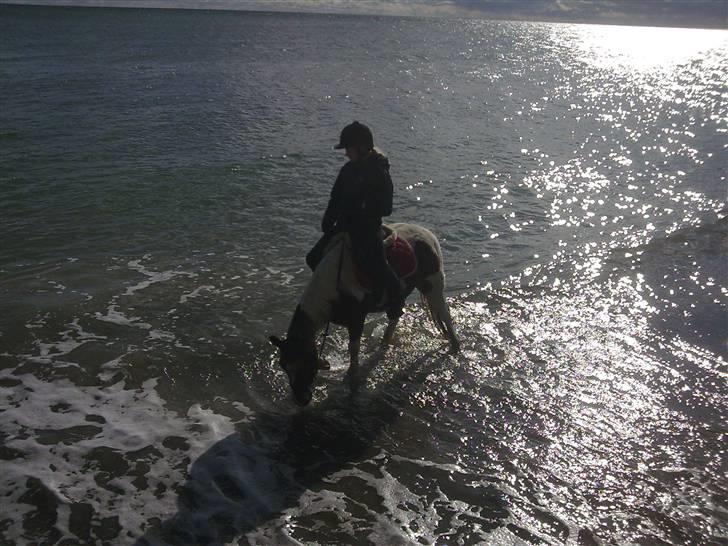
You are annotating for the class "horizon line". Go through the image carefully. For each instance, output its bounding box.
[1,0,727,31]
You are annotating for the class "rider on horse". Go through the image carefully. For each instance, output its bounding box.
[306,121,405,319]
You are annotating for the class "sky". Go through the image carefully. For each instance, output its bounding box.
[1,0,726,28]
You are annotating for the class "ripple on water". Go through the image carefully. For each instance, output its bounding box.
[1,10,726,545]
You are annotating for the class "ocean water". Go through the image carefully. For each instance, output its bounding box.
[1,4,727,544]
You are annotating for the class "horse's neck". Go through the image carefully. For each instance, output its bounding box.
[296,235,347,335]
[286,305,319,352]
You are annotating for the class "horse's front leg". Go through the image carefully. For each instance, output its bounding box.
[381,317,399,347]
[347,312,366,368]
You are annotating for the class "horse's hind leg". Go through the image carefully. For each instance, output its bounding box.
[420,272,460,353]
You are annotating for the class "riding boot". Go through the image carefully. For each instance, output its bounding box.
[350,228,404,317]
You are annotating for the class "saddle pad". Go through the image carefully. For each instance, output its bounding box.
[386,235,417,279]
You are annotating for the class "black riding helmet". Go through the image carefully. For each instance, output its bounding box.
[334,121,374,150]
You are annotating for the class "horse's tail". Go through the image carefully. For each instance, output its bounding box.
[418,236,460,352]
[420,290,447,336]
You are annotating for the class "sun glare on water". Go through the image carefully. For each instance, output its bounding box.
[562,24,728,70]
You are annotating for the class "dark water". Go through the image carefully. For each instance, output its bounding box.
[1,5,727,544]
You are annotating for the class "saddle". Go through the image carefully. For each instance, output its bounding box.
[354,227,417,290]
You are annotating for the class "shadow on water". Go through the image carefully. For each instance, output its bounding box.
[636,215,727,356]
[135,347,508,545]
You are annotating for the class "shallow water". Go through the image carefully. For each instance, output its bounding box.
[1,5,727,545]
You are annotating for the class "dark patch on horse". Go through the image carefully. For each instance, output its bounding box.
[413,240,440,293]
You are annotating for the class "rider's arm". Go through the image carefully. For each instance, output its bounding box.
[379,167,393,217]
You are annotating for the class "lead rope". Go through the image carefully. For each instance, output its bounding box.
[319,321,331,357]
[318,239,345,358]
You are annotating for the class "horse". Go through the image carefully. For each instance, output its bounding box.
[269,222,460,405]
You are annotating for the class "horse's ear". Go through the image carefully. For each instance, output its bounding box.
[269,335,283,348]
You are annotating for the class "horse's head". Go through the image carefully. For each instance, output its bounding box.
[269,335,319,406]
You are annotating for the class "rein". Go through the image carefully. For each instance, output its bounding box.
[318,238,345,358]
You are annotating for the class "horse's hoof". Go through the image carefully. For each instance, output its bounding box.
[318,358,331,370]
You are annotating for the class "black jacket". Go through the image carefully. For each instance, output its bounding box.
[321,151,393,236]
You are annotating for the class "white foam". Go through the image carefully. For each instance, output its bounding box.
[147,329,175,341]
[30,318,107,363]
[0,370,246,543]
[95,304,151,330]
[125,258,196,297]
[179,284,215,304]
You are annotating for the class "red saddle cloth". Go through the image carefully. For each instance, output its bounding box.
[355,235,417,290]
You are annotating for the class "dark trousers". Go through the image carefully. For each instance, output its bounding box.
[306,229,402,302]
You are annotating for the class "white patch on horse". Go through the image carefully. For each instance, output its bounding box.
[298,233,361,331]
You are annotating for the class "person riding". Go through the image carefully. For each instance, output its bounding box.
[306,121,405,319]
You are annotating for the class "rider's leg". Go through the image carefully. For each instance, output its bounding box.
[351,230,405,318]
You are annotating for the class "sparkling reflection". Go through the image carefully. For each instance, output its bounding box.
[1,12,726,545]
[560,24,728,71]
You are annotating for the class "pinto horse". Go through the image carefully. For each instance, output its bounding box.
[269,223,459,405]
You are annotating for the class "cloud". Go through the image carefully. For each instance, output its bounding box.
[448,0,726,27]
[1,0,726,28]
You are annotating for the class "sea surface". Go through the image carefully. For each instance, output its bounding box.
[1,5,727,545]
